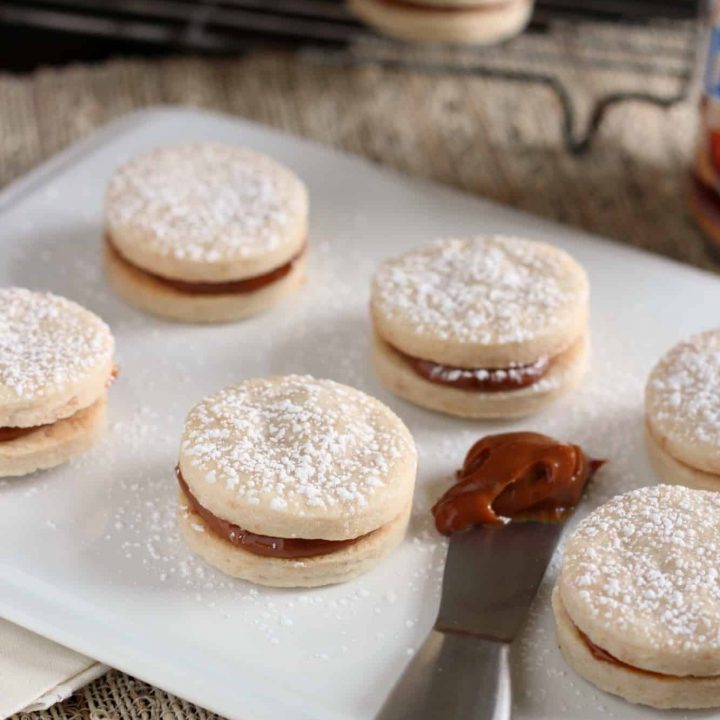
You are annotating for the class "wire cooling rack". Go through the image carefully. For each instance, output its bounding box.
[0,0,702,152]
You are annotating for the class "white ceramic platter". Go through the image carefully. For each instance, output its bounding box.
[0,108,717,720]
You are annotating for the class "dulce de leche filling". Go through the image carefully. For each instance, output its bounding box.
[385,340,553,392]
[432,432,604,532]
[106,235,306,296]
[0,424,51,442]
[177,467,375,559]
[574,623,713,680]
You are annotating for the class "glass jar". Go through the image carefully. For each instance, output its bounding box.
[691,2,720,253]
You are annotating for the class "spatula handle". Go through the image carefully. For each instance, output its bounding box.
[376,629,511,720]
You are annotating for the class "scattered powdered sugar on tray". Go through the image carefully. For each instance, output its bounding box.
[101,419,443,650]
[78,390,441,656]
[562,484,720,654]
[3,114,707,719]
[371,236,587,345]
[181,375,415,512]
[646,329,720,448]
[0,287,113,399]
[105,143,306,262]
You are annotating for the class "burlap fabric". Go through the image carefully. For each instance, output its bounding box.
[0,23,708,720]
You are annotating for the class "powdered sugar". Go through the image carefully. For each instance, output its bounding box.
[105,143,306,263]
[181,375,414,512]
[562,484,720,655]
[646,330,720,448]
[372,236,587,345]
[0,287,114,400]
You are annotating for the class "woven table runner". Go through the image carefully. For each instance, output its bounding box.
[0,27,708,719]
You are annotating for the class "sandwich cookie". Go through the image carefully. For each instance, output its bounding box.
[370,236,589,418]
[0,288,115,477]
[104,143,308,323]
[177,375,417,587]
[554,484,720,709]
[645,329,720,490]
[349,0,533,45]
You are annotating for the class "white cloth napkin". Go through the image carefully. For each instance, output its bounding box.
[0,619,106,719]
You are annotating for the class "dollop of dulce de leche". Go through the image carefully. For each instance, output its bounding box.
[432,432,604,534]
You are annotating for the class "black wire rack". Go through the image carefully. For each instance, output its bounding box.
[0,0,703,153]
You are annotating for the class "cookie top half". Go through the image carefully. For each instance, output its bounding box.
[105,143,308,282]
[559,484,720,677]
[0,288,115,427]
[646,330,720,474]
[179,375,417,540]
[371,236,588,367]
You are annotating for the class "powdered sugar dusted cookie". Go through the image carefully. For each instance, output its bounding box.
[554,484,720,709]
[177,375,417,587]
[646,329,720,488]
[0,288,115,477]
[349,0,533,46]
[104,143,308,323]
[370,236,589,418]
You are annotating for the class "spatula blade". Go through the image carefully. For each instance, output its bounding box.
[435,521,564,642]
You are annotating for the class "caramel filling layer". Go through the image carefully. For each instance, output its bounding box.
[106,235,306,296]
[177,467,376,559]
[385,339,553,392]
[0,423,52,442]
[575,623,714,681]
[432,432,603,532]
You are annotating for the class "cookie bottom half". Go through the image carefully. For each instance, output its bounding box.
[553,587,720,710]
[105,242,306,324]
[372,331,587,418]
[179,494,412,588]
[0,395,107,478]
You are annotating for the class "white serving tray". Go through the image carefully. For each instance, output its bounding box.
[0,107,717,720]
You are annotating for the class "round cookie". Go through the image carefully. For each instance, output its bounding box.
[104,143,308,323]
[177,375,417,587]
[645,329,720,488]
[370,236,589,418]
[0,288,115,477]
[349,0,533,46]
[554,485,720,709]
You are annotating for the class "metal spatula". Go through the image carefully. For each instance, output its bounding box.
[377,520,564,720]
